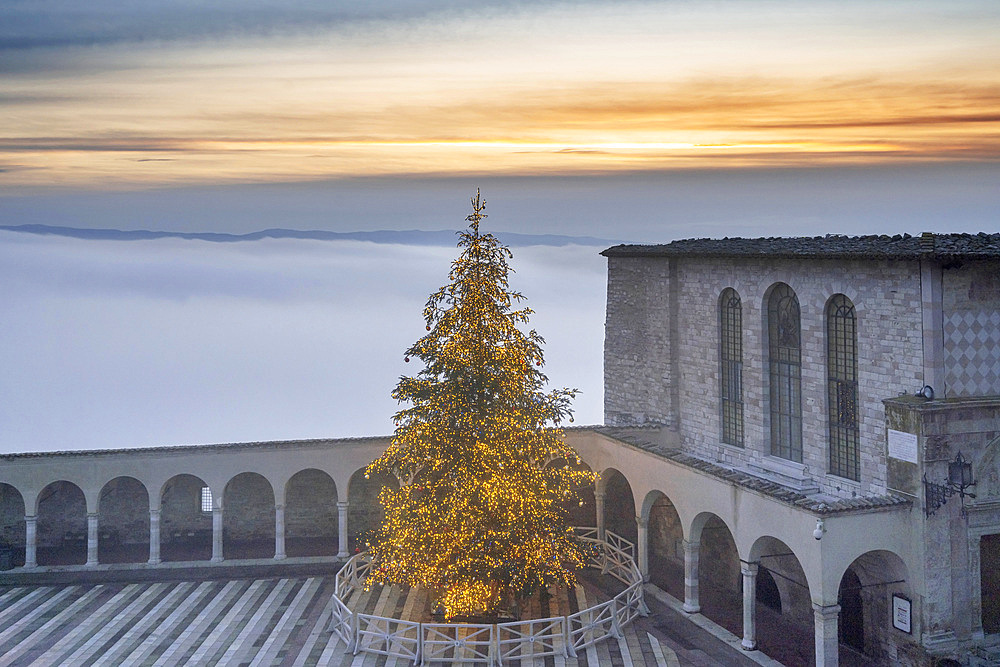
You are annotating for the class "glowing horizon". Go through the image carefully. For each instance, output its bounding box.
[2,1,999,189]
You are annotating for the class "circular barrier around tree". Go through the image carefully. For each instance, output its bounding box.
[327,527,648,666]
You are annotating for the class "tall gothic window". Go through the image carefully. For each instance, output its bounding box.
[768,283,802,462]
[719,288,744,446]
[827,294,859,480]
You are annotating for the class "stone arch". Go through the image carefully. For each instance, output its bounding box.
[597,468,637,545]
[36,480,87,566]
[0,483,26,569]
[642,489,684,599]
[691,512,741,637]
[285,469,338,557]
[223,472,275,559]
[749,536,814,665]
[160,474,212,562]
[98,476,150,564]
[545,456,596,528]
[836,549,914,664]
[348,467,399,553]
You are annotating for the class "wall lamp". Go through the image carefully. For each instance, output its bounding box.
[923,451,976,517]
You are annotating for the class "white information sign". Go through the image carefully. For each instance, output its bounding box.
[887,429,918,463]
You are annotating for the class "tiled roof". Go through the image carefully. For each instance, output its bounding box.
[595,427,912,516]
[0,435,391,460]
[602,232,1000,261]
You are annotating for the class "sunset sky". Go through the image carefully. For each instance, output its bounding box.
[3,0,999,192]
[2,0,999,452]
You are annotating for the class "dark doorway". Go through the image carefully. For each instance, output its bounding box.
[757,566,782,612]
[982,533,1000,634]
[838,568,864,653]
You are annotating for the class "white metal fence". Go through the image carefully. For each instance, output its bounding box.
[326,527,646,665]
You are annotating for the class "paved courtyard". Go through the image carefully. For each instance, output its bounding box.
[0,568,776,666]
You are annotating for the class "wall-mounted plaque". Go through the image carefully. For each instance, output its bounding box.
[887,429,918,464]
[892,594,911,633]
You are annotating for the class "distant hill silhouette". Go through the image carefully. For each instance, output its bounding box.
[0,224,619,247]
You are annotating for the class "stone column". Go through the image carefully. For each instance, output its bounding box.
[24,515,37,568]
[337,501,349,558]
[741,561,759,650]
[86,513,99,566]
[148,508,161,564]
[813,602,841,667]
[636,515,649,581]
[274,504,286,560]
[595,491,606,542]
[682,539,701,613]
[211,506,224,562]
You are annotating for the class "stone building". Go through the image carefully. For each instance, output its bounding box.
[1,231,998,666]
[601,232,1000,665]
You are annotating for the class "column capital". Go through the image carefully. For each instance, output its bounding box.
[740,560,759,577]
[812,602,842,618]
[24,514,37,522]
[149,508,160,516]
[636,515,648,529]
[274,503,284,511]
[87,512,99,520]
[337,500,350,509]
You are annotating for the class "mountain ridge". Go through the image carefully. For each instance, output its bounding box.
[0,224,620,248]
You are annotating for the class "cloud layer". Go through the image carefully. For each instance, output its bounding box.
[0,232,607,453]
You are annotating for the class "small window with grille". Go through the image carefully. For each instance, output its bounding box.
[200,486,213,513]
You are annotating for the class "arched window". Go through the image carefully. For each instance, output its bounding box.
[827,294,859,480]
[768,283,802,462]
[719,288,743,446]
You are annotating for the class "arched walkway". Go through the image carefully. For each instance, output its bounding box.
[37,481,87,566]
[347,468,399,553]
[0,483,25,569]
[838,549,913,664]
[223,472,275,559]
[160,474,212,562]
[600,468,637,545]
[644,490,684,599]
[98,476,149,564]
[692,514,740,637]
[749,536,813,666]
[285,469,338,557]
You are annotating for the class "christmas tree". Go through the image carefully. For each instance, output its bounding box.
[364,190,596,619]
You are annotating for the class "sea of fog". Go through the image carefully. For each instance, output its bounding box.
[0,232,607,454]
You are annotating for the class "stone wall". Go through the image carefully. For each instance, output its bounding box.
[285,469,338,540]
[223,473,275,544]
[943,260,1000,397]
[37,481,87,549]
[604,256,673,427]
[0,483,25,548]
[161,475,212,542]
[98,477,150,545]
[605,254,926,497]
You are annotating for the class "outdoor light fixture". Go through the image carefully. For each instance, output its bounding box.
[915,385,935,400]
[923,451,976,517]
[813,519,825,541]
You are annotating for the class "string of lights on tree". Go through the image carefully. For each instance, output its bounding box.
[364,190,596,619]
